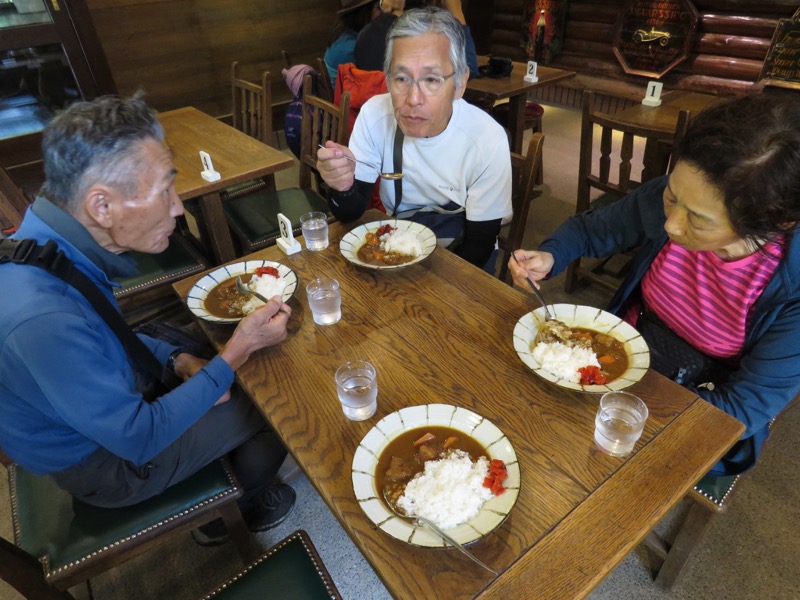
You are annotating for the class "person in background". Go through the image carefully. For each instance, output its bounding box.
[0,94,295,547]
[355,0,478,79]
[509,94,800,477]
[318,7,511,271]
[324,0,381,86]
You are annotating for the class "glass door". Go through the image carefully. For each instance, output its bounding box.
[0,0,114,167]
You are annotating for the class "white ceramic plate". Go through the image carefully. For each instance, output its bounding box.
[352,404,520,547]
[186,260,297,323]
[339,220,437,269]
[513,303,650,392]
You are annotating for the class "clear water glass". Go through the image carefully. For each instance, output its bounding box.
[306,277,341,325]
[594,391,648,457]
[335,360,378,421]
[300,212,329,251]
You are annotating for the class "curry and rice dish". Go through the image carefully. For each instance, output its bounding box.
[532,320,629,385]
[357,224,423,266]
[377,427,507,530]
[204,266,286,319]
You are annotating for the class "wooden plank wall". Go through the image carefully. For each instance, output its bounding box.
[484,0,798,108]
[86,0,339,118]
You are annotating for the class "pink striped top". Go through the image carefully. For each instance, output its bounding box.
[641,239,783,361]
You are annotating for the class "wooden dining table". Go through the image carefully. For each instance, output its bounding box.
[465,57,575,154]
[172,211,744,599]
[159,107,294,265]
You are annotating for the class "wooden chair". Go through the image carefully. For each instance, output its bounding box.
[3,458,257,599]
[231,61,273,146]
[564,90,690,293]
[497,132,544,285]
[200,530,342,599]
[316,57,334,102]
[0,165,208,325]
[222,74,351,255]
[643,395,800,589]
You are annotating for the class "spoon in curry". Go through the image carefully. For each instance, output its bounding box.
[235,276,270,305]
[511,251,554,321]
[382,487,498,576]
[318,144,404,180]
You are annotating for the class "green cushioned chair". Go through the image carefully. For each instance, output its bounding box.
[113,231,208,324]
[8,459,256,595]
[223,187,333,254]
[643,396,798,590]
[201,530,341,600]
[221,74,349,256]
[564,89,690,294]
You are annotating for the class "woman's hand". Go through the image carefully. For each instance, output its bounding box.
[220,297,292,371]
[508,249,554,289]
[317,141,356,192]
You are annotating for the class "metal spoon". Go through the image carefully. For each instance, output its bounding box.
[318,144,403,180]
[235,276,269,305]
[382,487,498,576]
[511,251,553,321]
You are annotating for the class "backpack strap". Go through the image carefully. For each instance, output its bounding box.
[0,238,168,402]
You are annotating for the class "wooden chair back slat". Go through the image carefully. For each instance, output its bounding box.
[0,166,31,230]
[299,74,350,193]
[497,132,545,285]
[231,61,273,146]
[564,89,691,293]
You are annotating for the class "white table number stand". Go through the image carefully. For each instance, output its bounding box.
[199,151,221,182]
[524,60,539,83]
[276,213,301,255]
[642,81,663,107]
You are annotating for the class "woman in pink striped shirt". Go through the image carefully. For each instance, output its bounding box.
[510,94,800,476]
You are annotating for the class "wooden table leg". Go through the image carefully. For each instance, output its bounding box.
[507,94,525,154]
[198,191,237,264]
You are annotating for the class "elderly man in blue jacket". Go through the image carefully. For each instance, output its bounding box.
[0,95,294,546]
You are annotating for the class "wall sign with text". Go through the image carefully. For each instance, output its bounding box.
[612,0,699,78]
[759,10,800,90]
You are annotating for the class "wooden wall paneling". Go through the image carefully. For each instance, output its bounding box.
[86,0,338,118]
[485,0,800,107]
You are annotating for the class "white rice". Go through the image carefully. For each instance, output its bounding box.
[532,341,600,383]
[397,450,493,530]
[241,273,287,314]
[380,228,423,257]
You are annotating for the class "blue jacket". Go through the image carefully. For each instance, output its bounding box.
[539,177,800,475]
[0,199,234,474]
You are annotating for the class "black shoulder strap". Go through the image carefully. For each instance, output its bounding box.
[392,125,404,217]
[0,238,168,402]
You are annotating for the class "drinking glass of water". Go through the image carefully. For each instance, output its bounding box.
[306,277,341,325]
[300,212,329,251]
[594,391,648,457]
[335,360,378,421]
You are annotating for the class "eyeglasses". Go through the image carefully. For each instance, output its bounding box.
[388,72,456,97]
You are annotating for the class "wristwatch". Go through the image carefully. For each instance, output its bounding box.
[166,349,183,374]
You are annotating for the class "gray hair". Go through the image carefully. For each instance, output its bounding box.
[384,7,468,89]
[41,93,164,213]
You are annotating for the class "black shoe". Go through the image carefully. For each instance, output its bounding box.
[191,518,230,546]
[245,483,296,532]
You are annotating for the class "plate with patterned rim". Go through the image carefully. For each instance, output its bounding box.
[513,303,650,392]
[339,219,437,269]
[186,260,297,323]
[352,404,520,547]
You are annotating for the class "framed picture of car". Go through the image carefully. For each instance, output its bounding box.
[611,0,699,78]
